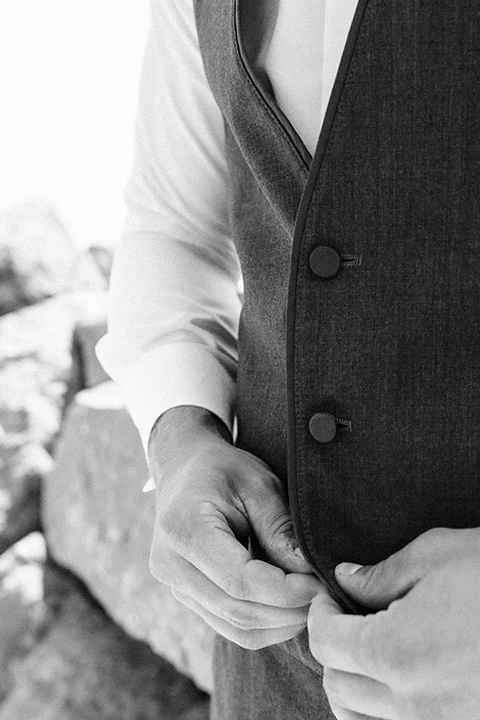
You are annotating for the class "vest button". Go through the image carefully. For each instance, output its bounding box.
[309,246,341,279]
[309,413,337,443]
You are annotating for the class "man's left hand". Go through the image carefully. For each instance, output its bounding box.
[308,528,480,719]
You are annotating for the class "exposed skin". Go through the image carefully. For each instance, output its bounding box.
[308,527,480,720]
[149,406,480,714]
[148,405,323,650]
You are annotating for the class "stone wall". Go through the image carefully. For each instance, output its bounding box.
[0,202,213,716]
[43,382,215,692]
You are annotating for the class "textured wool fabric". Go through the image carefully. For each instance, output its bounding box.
[211,633,335,720]
[195,0,480,715]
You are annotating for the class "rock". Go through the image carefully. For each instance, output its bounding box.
[43,382,215,692]
[71,321,109,389]
[0,290,108,460]
[0,533,47,704]
[0,202,106,315]
[0,557,209,720]
[0,292,108,552]
[0,457,44,555]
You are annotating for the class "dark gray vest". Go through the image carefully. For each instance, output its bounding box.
[194,0,480,612]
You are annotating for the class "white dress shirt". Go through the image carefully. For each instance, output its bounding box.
[96,0,358,465]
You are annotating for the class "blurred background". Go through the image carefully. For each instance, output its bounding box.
[0,2,213,718]
[0,0,149,248]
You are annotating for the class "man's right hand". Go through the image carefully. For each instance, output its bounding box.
[148,406,324,650]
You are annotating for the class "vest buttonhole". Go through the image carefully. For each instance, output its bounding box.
[340,254,363,268]
[336,418,353,432]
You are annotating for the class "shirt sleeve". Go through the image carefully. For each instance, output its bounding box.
[95,0,242,461]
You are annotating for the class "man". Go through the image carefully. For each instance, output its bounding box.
[97,1,480,718]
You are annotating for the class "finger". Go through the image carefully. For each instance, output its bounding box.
[334,528,468,609]
[172,509,323,607]
[335,555,418,610]
[328,702,387,720]
[323,668,397,720]
[171,588,307,650]
[308,590,370,675]
[244,481,314,574]
[158,551,311,629]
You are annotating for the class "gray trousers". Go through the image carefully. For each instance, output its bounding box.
[211,630,336,719]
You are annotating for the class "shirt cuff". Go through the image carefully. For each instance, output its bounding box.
[96,337,236,474]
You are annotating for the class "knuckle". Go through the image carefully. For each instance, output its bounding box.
[221,573,250,602]
[420,526,449,543]
[159,499,222,557]
[223,601,258,631]
[232,630,267,650]
[411,527,449,559]
[403,691,439,720]
[157,508,193,552]
[357,617,427,686]
[363,623,420,682]
[383,648,416,682]
[148,554,170,585]
[352,617,384,674]
[247,469,284,503]
[390,634,425,678]
[148,545,179,588]
[407,527,462,579]
[264,512,294,544]
[170,587,189,606]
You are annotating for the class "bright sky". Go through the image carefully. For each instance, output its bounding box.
[0,0,150,247]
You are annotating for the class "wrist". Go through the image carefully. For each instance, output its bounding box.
[148,405,232,475]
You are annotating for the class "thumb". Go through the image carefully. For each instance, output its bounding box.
[334,551,422,610]
[246,492,314,575]
[334,528,463,610]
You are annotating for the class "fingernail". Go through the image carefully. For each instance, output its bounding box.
[335,562,363,577]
